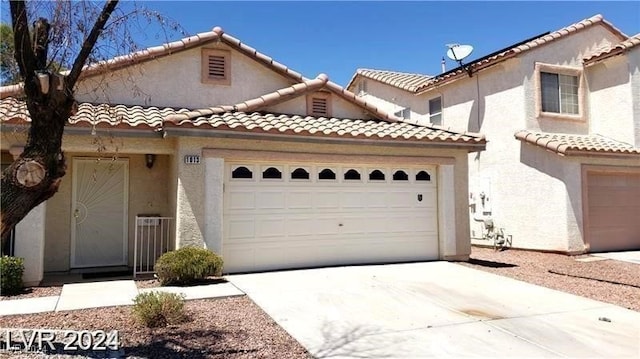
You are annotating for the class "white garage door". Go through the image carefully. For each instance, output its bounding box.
[223,163,439,273]
[587,171,640,252]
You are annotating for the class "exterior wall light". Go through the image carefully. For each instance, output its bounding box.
[145,154,156,169]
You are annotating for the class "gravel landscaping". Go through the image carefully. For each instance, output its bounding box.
[1,247,637,357]
[459,246,640,311]
[0,296,311,359]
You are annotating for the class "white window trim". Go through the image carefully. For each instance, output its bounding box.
[534,63,585,122]
[357,79,368,96]
[428,96,443,125]
[394,107,411,119]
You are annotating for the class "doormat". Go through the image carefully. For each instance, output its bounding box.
[82,270,133,279]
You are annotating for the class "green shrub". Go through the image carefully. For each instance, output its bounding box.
[155,246,223,286]
[132,291,186,328]
[1,256,24,296]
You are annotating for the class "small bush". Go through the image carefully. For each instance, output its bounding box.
[132,291,186,328]
[155,246,223,286]
[1,256,24,296]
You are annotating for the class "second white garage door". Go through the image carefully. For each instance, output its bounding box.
[223,163,439,273]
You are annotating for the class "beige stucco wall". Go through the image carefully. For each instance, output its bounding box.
[357,80,430,125]
[41,152,172,272]
[75,43,294,109]
[172,133,474,259]
[587,55,634,144]
[631,47,640,147]
[1,131,175,272]
[361,25,630,253]
[266,92,374,120]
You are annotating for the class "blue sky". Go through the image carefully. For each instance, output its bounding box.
[138,1,640,86]
[2,1,639,86]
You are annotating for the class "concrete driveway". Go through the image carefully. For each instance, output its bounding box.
[228,262,640,358]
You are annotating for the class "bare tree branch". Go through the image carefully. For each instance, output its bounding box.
[10,0,38,97]
[65,0,119,89]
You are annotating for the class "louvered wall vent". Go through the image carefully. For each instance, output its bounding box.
[311,97,328,116]
[208,55,226,79]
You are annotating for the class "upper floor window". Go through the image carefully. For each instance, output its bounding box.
[307,92,332,117]
[540,72,578,114]
[394,107,411,119]
[429,97,442,125]
[535,63,583,120]
[201,49,231,85]
[357,80,368,96]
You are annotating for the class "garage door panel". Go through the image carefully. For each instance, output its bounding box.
[587,171,640,252]
[227,219,255,239]
[388,191,418,208]
[256,192,286,209]
[228,191,255,210]
[315,192,340,208]
[256,218,286,237]
[287,192,313,209]
[342,192,367,208]
[224,163,440,273]
[589,189,639,206]
[366,191,388,208]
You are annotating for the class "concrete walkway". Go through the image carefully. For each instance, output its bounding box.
[0,280,244,316]
[592,250,640,264]
[229,262,640,358]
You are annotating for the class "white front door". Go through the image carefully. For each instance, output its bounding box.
[223,163,439,273]
[71,158,129,268]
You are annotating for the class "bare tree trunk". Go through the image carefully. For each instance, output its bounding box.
[1,0,119,250]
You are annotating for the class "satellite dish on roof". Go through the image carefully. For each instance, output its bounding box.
[446,44,474,62]
[445,44,474,77]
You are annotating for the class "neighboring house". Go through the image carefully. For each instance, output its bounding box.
[0,27,485,285]
[347,14,640,254]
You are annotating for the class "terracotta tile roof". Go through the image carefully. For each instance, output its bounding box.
[344,15,626,95]
[515,130,640,156]
[167,74,330,121]
[584,33,640,65]
[413,14,626,93]
[0,26,306,99]
[164,111,486,145]
[0,96,187,129]
[161,73,408,124]
[347,69,432,92]
[1,97,486,146]
[0,26,408,125]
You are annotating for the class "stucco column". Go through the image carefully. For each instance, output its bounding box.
[9,145,45,286]
[437,164,458,260]
[204,157,224,255]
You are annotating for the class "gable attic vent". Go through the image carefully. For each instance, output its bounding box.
[208,55,226,79]
[201,49,230,85]
[312,97,328,116]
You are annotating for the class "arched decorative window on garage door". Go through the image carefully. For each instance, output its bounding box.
[369,169,385,181]
[319,168,336,180]
[344,169,361,180]
[393,170,408,181]
[291,167,310,180]
[416,171,431,181]
[262,167,282,179]
[232,166,253,179]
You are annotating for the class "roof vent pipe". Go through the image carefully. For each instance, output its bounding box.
[441,57,446,73]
